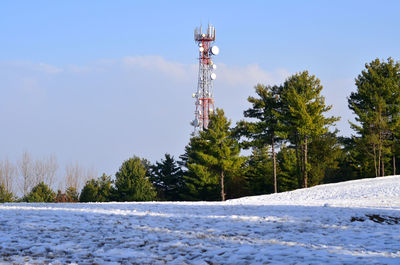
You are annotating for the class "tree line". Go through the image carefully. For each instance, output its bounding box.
[1,58,399,203]
[0,152,96,202]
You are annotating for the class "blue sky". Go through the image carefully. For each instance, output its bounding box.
[1,0,400,187]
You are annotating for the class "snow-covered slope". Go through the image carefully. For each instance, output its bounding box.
[229,175,400,208]
[0,176,399,264]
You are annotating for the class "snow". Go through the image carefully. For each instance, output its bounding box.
[0,176,399,264]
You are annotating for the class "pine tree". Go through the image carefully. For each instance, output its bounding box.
[184,109,245,201]
[281,71,339,187]
[150,154,184,201]
[276,145,298,191]
[235,84,282,193]
[97,174,113,201]
[79,174,113,202]
[348,58,400,177]
[0,183,14,203]
[114,156,156,201]
[308,131,342,186]
[180,135,220,201]
[245,146,274,195]
[25,182,56,202]
[79,179,99,202]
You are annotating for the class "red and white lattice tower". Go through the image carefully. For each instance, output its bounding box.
[191,24,219,134]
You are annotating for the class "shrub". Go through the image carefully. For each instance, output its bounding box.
[0,183,14,203]
[25,182,56,202]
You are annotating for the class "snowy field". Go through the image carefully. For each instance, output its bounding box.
[0,176,400,265]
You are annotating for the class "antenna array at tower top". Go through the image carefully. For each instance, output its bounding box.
[194,24,216,42]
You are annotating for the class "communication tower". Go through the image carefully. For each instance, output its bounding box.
[191,24,219,133]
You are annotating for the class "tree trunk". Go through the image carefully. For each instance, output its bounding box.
[381,156,385,177]
[272,136,277,193]
[373,144,378,178]
[295,142,301,187]
[378,143,381,177]
[220,170,225,201]
[303,137,308,188]
[393,154,396,175]
[378,142,382,177]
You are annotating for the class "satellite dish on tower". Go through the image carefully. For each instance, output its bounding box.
[210,73,217,80]
[210,46,219,55]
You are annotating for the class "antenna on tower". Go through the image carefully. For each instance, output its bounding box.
[191,23,219,134]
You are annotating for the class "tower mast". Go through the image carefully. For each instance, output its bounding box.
[192,24,219,134]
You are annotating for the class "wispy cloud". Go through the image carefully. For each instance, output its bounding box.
[0,56,295,176]
[217,63,290,87]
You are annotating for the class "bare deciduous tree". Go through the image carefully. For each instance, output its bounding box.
[33,159,46,185]
[0,158,16,194]
[65,162,96,192]
[85,167,97,184]
[32,154,59,189]
[45,154,58,189]
[18,151,34,196]
[65,162,83,191]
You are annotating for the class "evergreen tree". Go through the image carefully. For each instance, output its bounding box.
[308,131,342,186]
[324,136,365,183]
[276,145,298,191]
[97,173,113,201]
[79,174,113,202]
[348,58,400,177]
[79,179,99,202]
[150,154,184,201]
[114,157,156,201]
[180,136,220,201]
[185,109,245,201]
[0,183,14,203]
[25,182,56,202]
[281,71,339,187]
[235,84,282,193]
[245,146,273,195]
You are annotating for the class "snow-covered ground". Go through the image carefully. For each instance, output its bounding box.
[0,176,399,265]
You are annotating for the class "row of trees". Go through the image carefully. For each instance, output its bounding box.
[0,157,156,203]
[76,58,400,202]
[1,58,399,203]
[0,153,95,202]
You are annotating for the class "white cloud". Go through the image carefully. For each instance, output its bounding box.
[217,63,290,87]
[36,62,63,74]
[122,56,196,82]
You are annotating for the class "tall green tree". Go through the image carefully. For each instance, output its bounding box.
[308,131,342,186]
[281,71,339,187]
[150,154,184,201]
[348,58,400,177]
[235,84,282,193]
[114,157,156,201]
[276,145,298,191]
[244,146,274,195]
[180,135,219,201]
[184,109,245,201]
